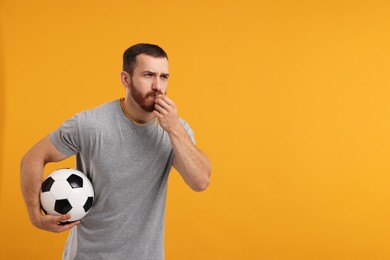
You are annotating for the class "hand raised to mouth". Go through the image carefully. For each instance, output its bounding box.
[153,94,181,133]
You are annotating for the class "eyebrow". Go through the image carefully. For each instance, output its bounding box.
[143,71,170,78]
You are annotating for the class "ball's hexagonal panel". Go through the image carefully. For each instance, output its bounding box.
[68,188,88,207]
[54,199,72,214]
[67,174,83,188]
[40,191,56,212]
[68,207,88,221]
[41,177,55,192]
[50,180,72,199]
[50,169,71,181]
[82,179,94,197]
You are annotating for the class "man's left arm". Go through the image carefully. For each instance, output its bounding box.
[154,94,211,192]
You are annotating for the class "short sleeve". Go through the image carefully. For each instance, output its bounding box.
[179,118,196,145]
[49,115,81,156]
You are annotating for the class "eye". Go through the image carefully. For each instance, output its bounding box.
[161,74,169,80]
[144,73,153,78]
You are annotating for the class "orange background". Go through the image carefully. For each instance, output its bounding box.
[1,0,390,259]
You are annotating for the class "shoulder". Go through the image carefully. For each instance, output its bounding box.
[67,100,120,133]
[74,100,119,123]
[80,100,118,118]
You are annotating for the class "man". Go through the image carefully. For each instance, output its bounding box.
[20,43,211,260]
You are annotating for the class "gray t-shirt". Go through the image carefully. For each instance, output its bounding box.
[50,99,195,260]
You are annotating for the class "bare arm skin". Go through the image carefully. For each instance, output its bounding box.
[153,94,211,191]
[20,135,80,232]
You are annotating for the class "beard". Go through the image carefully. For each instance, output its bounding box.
[130,80,164,113]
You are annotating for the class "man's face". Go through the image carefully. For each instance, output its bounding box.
[128,54,169,112]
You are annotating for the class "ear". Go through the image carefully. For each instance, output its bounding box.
[120,71,131,86]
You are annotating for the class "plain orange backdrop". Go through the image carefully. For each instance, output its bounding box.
[1,0,390,259]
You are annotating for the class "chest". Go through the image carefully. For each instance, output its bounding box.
[78,122,173,185]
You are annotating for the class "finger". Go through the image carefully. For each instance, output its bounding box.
[154,104,166,114]
[57,214,71,222]
[58,220,81,231]
[157,94,174,106]
[55,215,80,232]
[54,222,79,233]
[52,214,71,226]
[44,213,69,225]
[153,110,159,117]
[155,97,170,110]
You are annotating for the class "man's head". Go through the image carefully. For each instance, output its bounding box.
[121,43,169,113]
[123,43,168,75]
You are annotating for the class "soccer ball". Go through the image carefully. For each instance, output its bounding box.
[40,168,94,223]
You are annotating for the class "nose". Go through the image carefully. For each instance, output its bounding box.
[152,77,162,92]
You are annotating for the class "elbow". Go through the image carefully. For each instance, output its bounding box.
[20,151,36,171]
[20,153,30,171]
[192,179,209,192]
[192,169,211,192]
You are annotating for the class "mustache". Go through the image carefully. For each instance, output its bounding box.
[146,90,165,97]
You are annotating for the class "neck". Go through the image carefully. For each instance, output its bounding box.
[120,97,155,124]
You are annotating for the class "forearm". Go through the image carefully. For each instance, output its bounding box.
[20,152,46,223]
[153,94,211,191]
[169,125,211,192]
[20,136,79,232]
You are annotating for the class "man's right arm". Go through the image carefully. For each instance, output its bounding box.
[20,135,80,232]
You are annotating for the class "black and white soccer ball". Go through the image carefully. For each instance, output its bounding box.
[40,168,94,222]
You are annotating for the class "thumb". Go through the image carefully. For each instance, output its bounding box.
[57,214,71,222]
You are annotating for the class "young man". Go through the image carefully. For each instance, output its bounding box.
[20,43,211,260]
